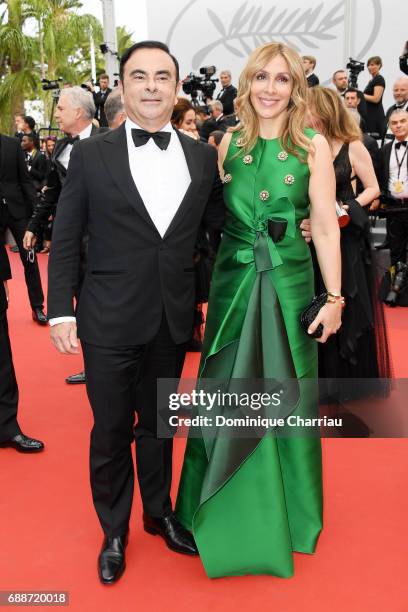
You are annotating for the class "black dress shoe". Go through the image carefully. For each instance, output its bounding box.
[375,240,389,250]
[98,533,128,585]
[143,513,198,555]
[65,371,86,385]
[0,433,44,453]
[32,308,48,325]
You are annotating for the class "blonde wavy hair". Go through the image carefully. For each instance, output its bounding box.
[306,86,362,144]
[234,42,312,161]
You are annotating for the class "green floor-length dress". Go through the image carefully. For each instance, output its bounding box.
[176,130,323,578]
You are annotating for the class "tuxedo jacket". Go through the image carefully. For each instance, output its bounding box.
[307,73,320,87]
[93,88,112,127]
[27,150,47,191]
[0,134,37,220]
[216,85,237,115]
[200,116,228,141]
[28,126,99,234]
[378,141,408,193]
[47,124,225,346]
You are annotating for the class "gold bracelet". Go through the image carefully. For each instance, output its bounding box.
[326,295,345,307]
[327,291,342,299]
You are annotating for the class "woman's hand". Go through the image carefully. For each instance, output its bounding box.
[308,302,342,343]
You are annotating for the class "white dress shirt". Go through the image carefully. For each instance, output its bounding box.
[389,140,408,199]
[125,118,191,237]
[49,118,191,326]
[57,122,93,169]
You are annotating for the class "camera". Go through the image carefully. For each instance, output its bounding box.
[81,79,97,92]
[182,66,219,105]
[41,78,62,91]
[346,58,365,88]
[385,261,408,306]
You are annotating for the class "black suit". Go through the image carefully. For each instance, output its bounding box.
[93,88,112,127]
[0,239,21,443]
[0,134,44,309]
[379,141,408,265]
[28,125,99,235]
[200,115,228,142]
[48,124,225,535]
[216,84,237,115]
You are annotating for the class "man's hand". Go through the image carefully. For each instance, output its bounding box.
[3,281,9,302]
[300,218,312,243]
[23,231,37,250]
[50,322,80,355]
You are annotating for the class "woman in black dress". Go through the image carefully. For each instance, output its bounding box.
[307,87,391,401]
[363,56,386,138]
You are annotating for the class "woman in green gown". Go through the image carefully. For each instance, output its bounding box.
[176,42,343,578]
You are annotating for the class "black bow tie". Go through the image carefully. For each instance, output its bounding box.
[131,129,171,151]
[396,140,407,149]
[66,135,79,145]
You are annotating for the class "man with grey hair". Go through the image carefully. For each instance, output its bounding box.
[216,69,237,115]
[24,86,100,385]
[200,99,227,141]
[383,76,408,144]
[103,88,127,129]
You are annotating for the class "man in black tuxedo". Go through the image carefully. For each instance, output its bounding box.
[21,133,47,192]
[47,41,224,584]
[24,86,99,385]
[199,100,228,141]
[88,74,112,128]
[383,77,408,145]
[0,133,46,324]
[0,227,44,452]
[216,70,237,115]
[378,109,408,266]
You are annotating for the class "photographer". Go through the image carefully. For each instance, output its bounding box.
[85,74,112,128]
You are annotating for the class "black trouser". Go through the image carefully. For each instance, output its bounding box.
[82,315,187,537]
[6,212,44,309]
[389,212,408,266]
[0,313,21,443]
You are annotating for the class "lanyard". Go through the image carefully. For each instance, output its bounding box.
[395,144,408,179]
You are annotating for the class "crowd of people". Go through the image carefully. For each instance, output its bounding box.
[1,39,408,582]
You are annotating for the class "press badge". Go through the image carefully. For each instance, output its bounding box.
[392,179,405,194]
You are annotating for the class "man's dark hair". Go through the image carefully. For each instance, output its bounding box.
[99,73,109,80]
[119,40,180,84]
[23,115,36,130]
[209,130,225,146]
[344,87,359,96]
[22,132,36,145]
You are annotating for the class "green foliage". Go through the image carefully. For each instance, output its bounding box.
[0,0,134,134]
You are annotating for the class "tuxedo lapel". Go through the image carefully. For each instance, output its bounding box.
[99,123,161,235]
[162,130,201,239]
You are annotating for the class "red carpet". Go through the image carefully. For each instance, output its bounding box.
[1,251,408,612]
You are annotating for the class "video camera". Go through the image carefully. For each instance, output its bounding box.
[346,58,365,88]
[182,66,219,105]
[41,78,63,91]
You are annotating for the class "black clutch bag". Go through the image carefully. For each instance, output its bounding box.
[299,293,327,338]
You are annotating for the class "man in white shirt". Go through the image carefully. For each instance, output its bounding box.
[44,41,224,584]
[24,87,98,384]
